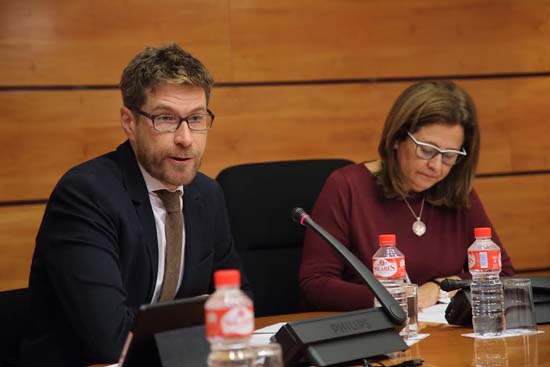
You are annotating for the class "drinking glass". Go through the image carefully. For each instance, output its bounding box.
[404,283,419,339]
[503,278,537,334]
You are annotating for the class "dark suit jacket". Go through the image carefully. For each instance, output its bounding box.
[21,141,248,366]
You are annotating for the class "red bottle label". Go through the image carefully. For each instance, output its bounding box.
[205,305,254,338]
[372,257,406,279]
[468,249,501,271]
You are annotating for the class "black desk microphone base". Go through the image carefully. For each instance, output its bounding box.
[274,307,408,367]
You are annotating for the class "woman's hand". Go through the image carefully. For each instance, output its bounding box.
[418,275,462,310]
[418,281,440,310]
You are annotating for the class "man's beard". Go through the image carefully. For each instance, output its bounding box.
[136,144,202,187]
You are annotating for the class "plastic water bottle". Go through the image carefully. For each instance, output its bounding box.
[468,227,504,336]
[372,234,407,316]
[205,269,255,367]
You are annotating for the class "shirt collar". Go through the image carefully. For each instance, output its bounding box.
[137,162,183,195]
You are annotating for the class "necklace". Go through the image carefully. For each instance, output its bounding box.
[402,195,426,237]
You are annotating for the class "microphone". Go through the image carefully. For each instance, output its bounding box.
[273,208,409,366]
[440,279,471,292]
[291,207,406,325]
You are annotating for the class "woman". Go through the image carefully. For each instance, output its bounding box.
[299,80,514,311]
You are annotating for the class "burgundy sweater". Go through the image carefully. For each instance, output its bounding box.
[299,163,515,311]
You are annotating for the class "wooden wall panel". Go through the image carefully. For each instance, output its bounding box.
[0,204,44,291]
[1,174,549,291]
[462,77,550,173]
[0,0,232,85]
[2,1,550,85]
[211,77,550,175]
[476,175,550,271]
[230,1,550,82]
[2,77,550,201]
[0,90,125,201]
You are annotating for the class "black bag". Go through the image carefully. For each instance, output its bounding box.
[445,276,550,326]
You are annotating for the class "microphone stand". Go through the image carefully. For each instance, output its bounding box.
[272,208,409,367]
[292,207,406,324]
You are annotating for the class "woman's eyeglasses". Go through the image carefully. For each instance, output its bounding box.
[407,132,467,166]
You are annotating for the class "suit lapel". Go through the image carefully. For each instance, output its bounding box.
[116,141,158,299]
[178,180,209,297]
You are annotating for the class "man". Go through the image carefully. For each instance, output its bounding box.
[21,44,249,366]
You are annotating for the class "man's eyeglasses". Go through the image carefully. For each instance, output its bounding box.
[407,131,467,166]
[132,108,215,132]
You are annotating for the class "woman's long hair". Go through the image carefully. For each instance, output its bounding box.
[376,80,480,208]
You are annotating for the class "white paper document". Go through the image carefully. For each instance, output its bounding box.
[405,333,430,346]
[254,322,286,334]
[418,303,449,324]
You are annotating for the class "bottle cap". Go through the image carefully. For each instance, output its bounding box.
[214,269,241,287]
[378,234,396,246]
[474,227,492,238]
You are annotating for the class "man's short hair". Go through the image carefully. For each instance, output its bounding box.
[120,43,214,110]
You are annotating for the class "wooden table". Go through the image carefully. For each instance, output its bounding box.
[93,312,549,366]
[256,312,550,367]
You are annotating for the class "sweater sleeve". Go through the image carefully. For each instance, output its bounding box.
[299,169,375,311]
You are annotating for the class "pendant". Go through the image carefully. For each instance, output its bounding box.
[412,219,426,237]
